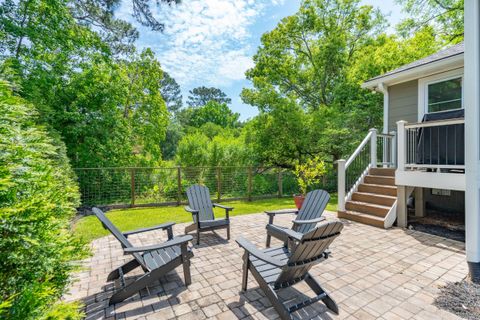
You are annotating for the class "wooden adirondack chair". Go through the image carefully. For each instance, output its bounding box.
[237,220,343,319]
[92,207,194,305]
[265,189,330,247]
[184,184,233,245]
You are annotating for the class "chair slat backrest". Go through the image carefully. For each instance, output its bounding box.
[294,190,330,234]
[275,221,343,286]
[92,208,147,268]
[186,185,215,222]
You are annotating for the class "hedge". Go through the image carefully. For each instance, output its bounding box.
[0,81,85,319]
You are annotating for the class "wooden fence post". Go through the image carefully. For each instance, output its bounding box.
[248,167,253,201]
[216,166,221,202]
[278,170,283,198]
[130,168,135,207]
[177,166,182,206]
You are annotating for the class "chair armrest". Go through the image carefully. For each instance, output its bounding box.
[266,225,303,242]
[124,235,193,253]
[292,216,326,225]
[265,209,298,216]
[123,222,176,238]
[236,237,285,267]
[213,203,232,219]
[184,206,199,215]
[265,209,298,224]
[213,203,233,211]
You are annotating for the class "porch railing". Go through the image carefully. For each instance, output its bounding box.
[397,118,465,172]
[337,129,396,212]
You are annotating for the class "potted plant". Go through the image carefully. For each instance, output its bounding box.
[293,156,326,209]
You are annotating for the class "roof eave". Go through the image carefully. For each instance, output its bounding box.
[362,53,464,91]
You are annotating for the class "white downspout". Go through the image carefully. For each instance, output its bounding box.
[378,83,389,134]
[465,0,480,282]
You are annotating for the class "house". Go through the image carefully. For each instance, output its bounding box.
[337,42,465,230]
[337,16,480,281]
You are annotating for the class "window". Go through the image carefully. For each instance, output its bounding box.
[427,77,463,113]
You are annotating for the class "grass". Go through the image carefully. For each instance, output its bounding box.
[73,194,338,243]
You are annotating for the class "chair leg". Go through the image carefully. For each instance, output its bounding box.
[196,229,200,245]
[305,273,339,315]
[226,225,230,240]
[266,234,271,248]
[107,259,140,281]
[241,252,249,291]
[181,244,192,286]
[262,285,291,320]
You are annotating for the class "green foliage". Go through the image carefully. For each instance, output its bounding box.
[187,86,232,107]
[396,0,464,43]
[176,128,250,167]
[0,81,85,319]
[242,0,443,169]
[188,101,240,128]
[294,156,327,195]
[160,71,183,114]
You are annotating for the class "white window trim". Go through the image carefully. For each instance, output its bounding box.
[418,68,464,121]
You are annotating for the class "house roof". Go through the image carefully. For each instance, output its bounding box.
[362,42,464,90]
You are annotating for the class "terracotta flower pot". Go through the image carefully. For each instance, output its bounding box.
[294,195,305,209]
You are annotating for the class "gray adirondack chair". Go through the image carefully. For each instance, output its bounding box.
[92,207,193,305]
[184,184,233,245]
[237,220,343,319]
[265,189,330,247]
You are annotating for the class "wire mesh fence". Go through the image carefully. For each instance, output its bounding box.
[74,166,337,208]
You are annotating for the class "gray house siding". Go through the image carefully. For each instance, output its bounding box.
[387,80,418,131]
[424,188,465,214]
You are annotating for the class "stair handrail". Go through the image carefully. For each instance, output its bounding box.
[337,128,377,212]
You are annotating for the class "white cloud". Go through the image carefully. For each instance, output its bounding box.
[116,0,285,87]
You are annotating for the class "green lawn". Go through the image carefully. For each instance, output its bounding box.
[74,194,338,243]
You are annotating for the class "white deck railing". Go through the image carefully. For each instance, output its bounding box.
[337,129,396,212]
[397,118,465,172]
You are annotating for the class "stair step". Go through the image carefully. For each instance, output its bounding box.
[369,168,395,177]
[364,175,396,186]
[358,183,397,196]
[352,192,396,206]
[345,201,390,217]
[337,210,385,228]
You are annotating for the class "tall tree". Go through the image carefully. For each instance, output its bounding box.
[241,0,386,166]
[71,0,182,54]
[187,86,231,107]
[188,101,240,128]
[160,71,183,114]
[396,0,463,43]
[242,0,439,168]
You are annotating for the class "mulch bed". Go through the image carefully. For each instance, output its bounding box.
[408,208,465,242]
[434,280,480,319]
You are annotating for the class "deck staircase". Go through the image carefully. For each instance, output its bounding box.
[338,168,397,228]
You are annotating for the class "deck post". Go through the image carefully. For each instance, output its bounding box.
[390,131,397,168]
[464,0,480,283]
[396,121,407,171]
[396,185,408,228]
[369,128,377,168]
[414,187,425,218]
[337,159,346,212]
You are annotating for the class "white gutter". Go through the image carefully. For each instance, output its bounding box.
[377,83,389,133]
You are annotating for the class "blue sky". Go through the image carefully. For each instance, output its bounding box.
[117,0,404,120]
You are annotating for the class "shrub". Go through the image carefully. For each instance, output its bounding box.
[0,81,85,319]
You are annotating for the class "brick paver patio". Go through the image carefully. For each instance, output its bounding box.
[66,211,467,319]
